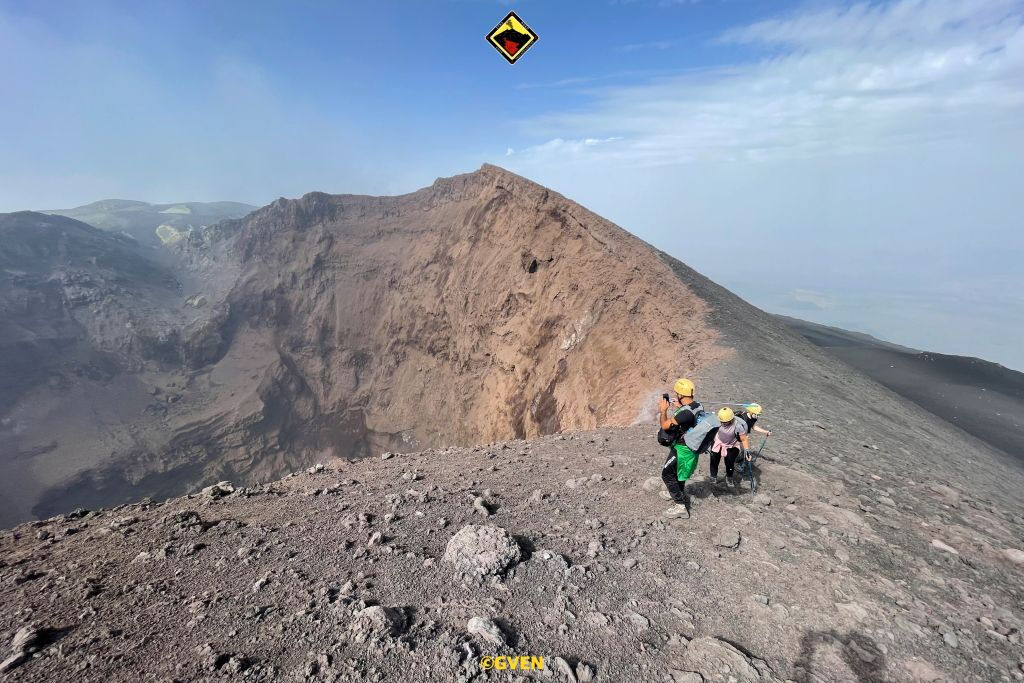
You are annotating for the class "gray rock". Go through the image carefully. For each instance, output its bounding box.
[576,661,595,682]
[943,632,958,648]
[927,483,961,507]
[848,639,876,663]
[628,612,650,629]
[623,558,638,569]
[0,625,41,673]
[642,477,662,492]
[467,616,505,646]
[443,524,522,577]
[835,602,869,621]
[349,606,405,643]
[680,637,765,683]
[714,529,740,549]
[201,481,235,498]
[552,656,577,682]
[753,494,772,506]
[930,539,959,555]
[110,515,138,529]
[472,496,492,517]
[1002,548,1024,565]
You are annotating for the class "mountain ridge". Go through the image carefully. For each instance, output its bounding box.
[2,165,725,527]
[782,315,1024,461]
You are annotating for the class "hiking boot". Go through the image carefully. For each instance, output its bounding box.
[659,490,672,501]
[663,504,690,519]
[726,476,736,489]
[709,475,719,485]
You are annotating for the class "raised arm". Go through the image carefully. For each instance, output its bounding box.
[658,398,676,430]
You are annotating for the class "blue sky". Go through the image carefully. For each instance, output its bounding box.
[2,0,1023,369]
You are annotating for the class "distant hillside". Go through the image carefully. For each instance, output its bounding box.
[780,315,1024,461]
[45,199,255,248]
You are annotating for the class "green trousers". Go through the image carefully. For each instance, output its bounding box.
[674,442,699,481]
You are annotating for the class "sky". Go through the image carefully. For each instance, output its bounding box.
[2,0,1023,369]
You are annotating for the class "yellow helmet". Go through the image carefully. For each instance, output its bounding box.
[745,403,762,416]
[717,407,734,423]
[673,378,695,397]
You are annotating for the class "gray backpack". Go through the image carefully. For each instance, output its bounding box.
[682,408,721,452]
[661,403,720,452]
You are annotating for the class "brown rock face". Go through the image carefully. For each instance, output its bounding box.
[210,164,721,451]
[3,165,723,524]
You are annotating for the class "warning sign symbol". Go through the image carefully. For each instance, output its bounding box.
[486,11,538,64]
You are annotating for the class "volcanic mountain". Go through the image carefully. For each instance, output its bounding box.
[1,166,723,527]
[1,165,1022,682]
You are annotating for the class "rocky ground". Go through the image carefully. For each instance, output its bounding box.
[2,418,1023,682]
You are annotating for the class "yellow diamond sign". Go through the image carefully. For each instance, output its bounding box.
[486,11,538,65]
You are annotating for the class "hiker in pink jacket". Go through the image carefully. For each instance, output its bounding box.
[709,407,751,489]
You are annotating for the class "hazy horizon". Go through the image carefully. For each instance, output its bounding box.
[2,0,1022,370]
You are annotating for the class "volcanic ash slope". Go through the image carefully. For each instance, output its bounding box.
[1,425,1023,682]
[1,165,1023,681]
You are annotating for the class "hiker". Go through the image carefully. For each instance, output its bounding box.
[736,403,772,437]
[709,407,751,488]
[658,378,703,519]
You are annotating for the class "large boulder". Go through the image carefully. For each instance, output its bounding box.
[443,524,522,577]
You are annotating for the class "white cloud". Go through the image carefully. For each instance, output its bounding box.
[512,0,1024,167]
[508,136,624,160]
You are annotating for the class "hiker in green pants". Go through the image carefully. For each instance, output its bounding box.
[658,378,703,519]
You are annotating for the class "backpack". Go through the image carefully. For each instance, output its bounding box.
[657,403,718,451]
[683,410,721,453]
